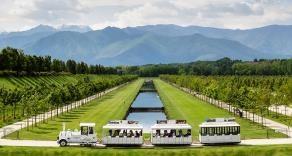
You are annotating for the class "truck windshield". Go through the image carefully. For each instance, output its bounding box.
[81,126,88,135]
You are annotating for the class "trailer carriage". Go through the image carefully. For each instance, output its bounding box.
[151,120,192,145]
[199,118,241,144]
[102,120,143,145]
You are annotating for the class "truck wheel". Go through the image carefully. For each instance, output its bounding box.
[59,140,67,147]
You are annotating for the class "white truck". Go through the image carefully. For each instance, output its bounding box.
[57,123,98,146]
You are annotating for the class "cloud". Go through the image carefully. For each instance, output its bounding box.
[0,0,292,31]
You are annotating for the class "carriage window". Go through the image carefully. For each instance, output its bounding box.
[89,127,94,134]
[225,127,230,135]
[201,127,207,136]
[210,127,214,136]
[217,127,222,135]
[233,126,239,135]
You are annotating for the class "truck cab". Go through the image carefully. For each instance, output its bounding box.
[57,123,98,146]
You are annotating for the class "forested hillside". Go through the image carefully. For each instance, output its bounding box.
[126,58,292,76]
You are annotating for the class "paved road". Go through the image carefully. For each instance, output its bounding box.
[240,138,292,145]
[171,83,292,138]
[0,138,292,147]
[0,83,126,139]
[0,139,58,147]
[269,105,292,117]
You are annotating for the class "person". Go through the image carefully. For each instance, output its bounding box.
[163,130,168,137]
[120,130,126,137]
[128,130,134,137]
[177,130,183,137]
[185,129,191,137]
[171,129,176,137]
[135,131,140,137]
[114,129,120,137]
[109,130,113,137]
[155,129,161,137]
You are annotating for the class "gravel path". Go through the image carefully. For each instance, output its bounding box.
[0,138,292,147]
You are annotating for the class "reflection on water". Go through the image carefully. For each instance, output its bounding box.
[131,92,163,108]
[127,112,166,132]
[126,80,167,133]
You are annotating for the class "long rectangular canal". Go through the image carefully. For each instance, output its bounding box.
[126,80,167,132]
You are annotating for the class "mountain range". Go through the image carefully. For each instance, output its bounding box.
[0,24,291,65]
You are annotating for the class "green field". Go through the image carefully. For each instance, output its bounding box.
[154,79,286,140]
[0,74,137,128]
[6,79,143,140]
[0,74,114,89]
[0,145,291,156]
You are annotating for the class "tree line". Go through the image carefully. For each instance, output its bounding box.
[0,47,118,76]
[160,75,292,126]
[123,58,292,77]
[0,75,137,128]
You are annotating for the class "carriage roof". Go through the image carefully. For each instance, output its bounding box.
[199,122,240,127]
[199,118,240,128]
[151,120,192,130]
[102,120,143,130]
[79,123,96,127]
[151,123,192,130]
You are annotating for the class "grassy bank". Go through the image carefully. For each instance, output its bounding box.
[0,145,291,156]
[154,79,286,140]
[6,79,143,140]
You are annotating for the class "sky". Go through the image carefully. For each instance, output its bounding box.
[0,0,292,32]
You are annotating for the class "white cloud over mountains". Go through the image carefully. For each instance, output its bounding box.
[0,0,292,31]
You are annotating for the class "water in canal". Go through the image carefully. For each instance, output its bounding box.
[126,80,167,132]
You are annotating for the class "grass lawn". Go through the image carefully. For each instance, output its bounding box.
[0,145,291,156]
[154,79,286,140]
[6,79,143,140]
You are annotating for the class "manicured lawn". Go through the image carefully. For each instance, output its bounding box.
[0,145,291,156]
[6,79,143,140]
[154,79,286,140]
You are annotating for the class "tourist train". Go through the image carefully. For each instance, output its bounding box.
[57,118,240,146]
